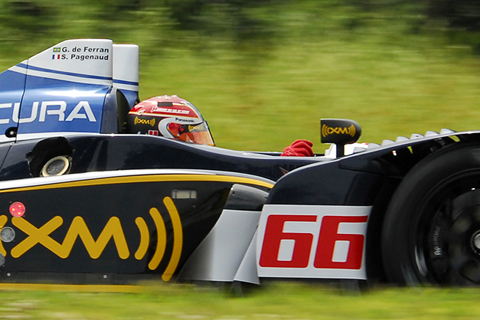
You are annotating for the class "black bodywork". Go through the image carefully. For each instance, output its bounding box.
[0,129,478,284]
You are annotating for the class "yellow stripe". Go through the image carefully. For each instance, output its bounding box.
[148,208,167,271]
[0,215,7,256]
[0,283,142,293]
[0,174,273,194]
[134,217,149,260]
[161,197,183,282]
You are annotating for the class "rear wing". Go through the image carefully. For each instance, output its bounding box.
[0,39,139,142]
[113,44,140,107]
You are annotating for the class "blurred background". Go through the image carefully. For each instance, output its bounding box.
[0,0,479,152]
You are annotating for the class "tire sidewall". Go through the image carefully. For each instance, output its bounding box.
[382,143,480,285]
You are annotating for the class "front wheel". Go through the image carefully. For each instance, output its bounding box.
[382,143,480,286]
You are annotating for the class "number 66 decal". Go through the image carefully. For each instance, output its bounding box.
[257,205,371,280]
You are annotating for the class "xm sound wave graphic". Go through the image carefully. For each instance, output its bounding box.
[0,197,182,282]
[134,117,156,126]
[321,124,357,138]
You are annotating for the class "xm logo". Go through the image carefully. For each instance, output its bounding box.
[134,117,155,126]
[0,197,182,281]
[321,124,357,138]
[0,101,96,124]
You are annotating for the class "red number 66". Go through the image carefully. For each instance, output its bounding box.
[259,214,368,270]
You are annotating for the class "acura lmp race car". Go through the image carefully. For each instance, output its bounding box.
[0,39,479,288]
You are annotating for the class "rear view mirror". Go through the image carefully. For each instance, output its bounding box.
[321,119,362,157]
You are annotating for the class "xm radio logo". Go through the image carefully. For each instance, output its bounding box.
[0,197,182,281]
[134,117,155,126]
[321,124,357,138]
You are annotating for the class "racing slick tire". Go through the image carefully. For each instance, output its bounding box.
[382,143,480,286]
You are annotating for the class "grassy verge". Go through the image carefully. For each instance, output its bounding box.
[1,282,480,319]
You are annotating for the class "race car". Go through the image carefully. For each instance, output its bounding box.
[0,39,479,287]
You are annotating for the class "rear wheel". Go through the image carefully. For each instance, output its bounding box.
[382,143,480,286]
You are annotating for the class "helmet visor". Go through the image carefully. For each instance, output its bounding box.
[169,122,215,146]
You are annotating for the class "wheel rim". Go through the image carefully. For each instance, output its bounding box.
[413,170,480,285]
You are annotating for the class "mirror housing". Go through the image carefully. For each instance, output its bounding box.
[321,119,362,157]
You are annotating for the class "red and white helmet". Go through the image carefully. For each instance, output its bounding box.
[126,95,215,146]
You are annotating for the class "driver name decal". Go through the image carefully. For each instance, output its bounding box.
[52,45,110,61]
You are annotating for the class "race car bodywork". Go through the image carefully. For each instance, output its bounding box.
[0,39,480,287]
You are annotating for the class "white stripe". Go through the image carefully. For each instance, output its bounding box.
[0,168,274,191]
[8,65,27,74]
[15,132,102,142]
[27,69,112,86]
[8,65,111,86]
[0,135,14,143]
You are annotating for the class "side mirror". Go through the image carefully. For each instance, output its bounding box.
[321,119,362,157]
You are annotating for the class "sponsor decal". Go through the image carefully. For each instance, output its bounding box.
[0,197,183,281]
[0,101,96,124]
[134,117,155,126]
[257,205,371,279]
[321,124,357,138]
[177,117,195,123]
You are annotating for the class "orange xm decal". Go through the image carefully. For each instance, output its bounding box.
[321,124,357,138]
[0,197,183,282]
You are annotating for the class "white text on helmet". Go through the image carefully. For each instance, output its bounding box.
[151,107,190,115]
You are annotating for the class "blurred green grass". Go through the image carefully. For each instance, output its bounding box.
[2,282,480,319]
[139,36,480,152]
[0,1,479,153]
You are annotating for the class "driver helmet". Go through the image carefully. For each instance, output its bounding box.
[126,95,215,146]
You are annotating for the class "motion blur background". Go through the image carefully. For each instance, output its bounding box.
[0,0,478,152]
